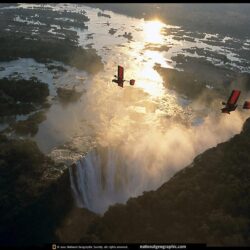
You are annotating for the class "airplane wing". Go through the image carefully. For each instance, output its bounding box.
[227,90,241,105]
[243,101,250,109]
[118,65,124,81]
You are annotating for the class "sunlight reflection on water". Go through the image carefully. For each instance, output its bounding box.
[2,3,248,159]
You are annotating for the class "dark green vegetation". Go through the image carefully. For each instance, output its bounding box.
[25,8,88,28]
[1,118,250,246]
[57,87,83,103]
[0,6,104,74]
[0,134,80,245]
[97,11,111,18]
[183,48,230,64]
[0,78,48,104]
[47,65,67,72]
[55,207,99,243]
[160,27,250,70]
[149,29,249,70]
[10,111,46,136]
[0,35,103,74]
[0,6,89,32]
[81,117,250,246]
[118,32,133,41]
[109,28,117,35]
[0,78,49,116]
[0,77,50,136]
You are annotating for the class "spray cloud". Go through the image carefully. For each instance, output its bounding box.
[69,74,247,214]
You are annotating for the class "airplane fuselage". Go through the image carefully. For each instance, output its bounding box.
[112,79,124,88]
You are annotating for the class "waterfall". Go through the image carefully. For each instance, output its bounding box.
[69,147,130,214]
[69,111,246,215]
[69,145,171,214]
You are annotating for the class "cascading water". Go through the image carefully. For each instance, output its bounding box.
[69,108,245,215]
[69,147,129,214]
[69,145,172,214]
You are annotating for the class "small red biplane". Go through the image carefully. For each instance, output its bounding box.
[221,89,250,114]
[112,65,135,88]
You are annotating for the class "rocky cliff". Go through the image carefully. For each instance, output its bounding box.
[81,117,250,246]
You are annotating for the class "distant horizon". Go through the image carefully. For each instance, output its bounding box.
[85,3,250,38]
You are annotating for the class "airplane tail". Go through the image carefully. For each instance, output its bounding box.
[243,101,250,109]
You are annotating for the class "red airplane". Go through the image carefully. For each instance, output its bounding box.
[112,65,135,88]
[221,89,250,114]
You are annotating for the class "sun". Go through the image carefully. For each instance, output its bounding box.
[143,19,165,44]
